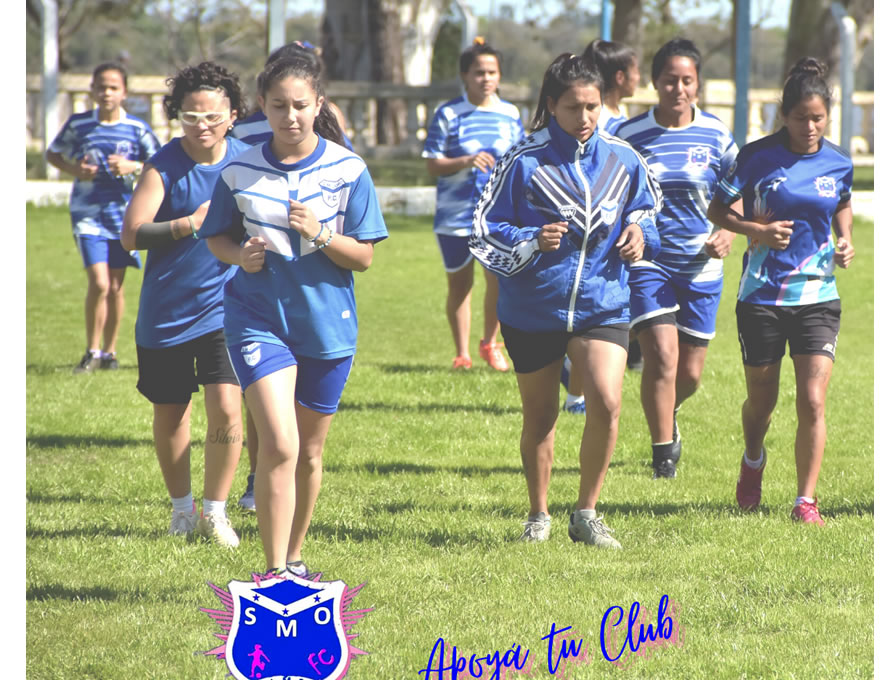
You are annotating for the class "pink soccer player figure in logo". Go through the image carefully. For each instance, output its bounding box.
[249,644,270,678]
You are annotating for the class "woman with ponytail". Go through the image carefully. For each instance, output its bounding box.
[199,51,389,575]
[707,58,855,526]
[470,53,662,548]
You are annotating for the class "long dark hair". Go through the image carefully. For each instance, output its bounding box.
[257,50,345,148]
[651,37,702,84]
[581,40,636,94]
[781,57,832,115]
[162,61,247,121]
[459,38,502,75]
[530,53,602,131]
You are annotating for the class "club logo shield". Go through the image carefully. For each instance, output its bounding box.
[225,575,349,680]
[320,179,346,208]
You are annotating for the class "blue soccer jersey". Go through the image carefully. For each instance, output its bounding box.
[616,106,737,282]
[233,109,354,151]
[49,109,160,239]
[134,136,252,349]
[200,137,389,359]
[422,94,525,236]
[714,128,853,306]
[597,107,627,136]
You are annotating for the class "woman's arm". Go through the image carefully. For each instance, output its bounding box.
[706,196,793,250]
[121,164,207,250]
[426,153,495,177]
[46,150,97,181]
[832,200,855,268]
[288,200,374,272]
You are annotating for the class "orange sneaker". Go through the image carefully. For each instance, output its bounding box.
[452,356,473,370]
[478,340,509,372]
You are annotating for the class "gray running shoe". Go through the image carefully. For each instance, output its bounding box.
[73,351,101,374]
[519,512,551,542]
[568,512,622,549]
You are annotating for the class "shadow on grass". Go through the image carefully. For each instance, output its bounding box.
[26,525,136,539]
[339,400,521,416]
[326,460,575,477]
[26,362,137,375]
[26,583,191,603]
[26,434,154,450]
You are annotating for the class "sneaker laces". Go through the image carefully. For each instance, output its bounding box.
[521,517,549,538]
[583,515,614,538]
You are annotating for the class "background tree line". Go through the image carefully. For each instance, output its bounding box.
[26,0,873,93]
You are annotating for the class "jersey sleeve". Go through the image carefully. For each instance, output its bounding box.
[622,152,663,260]
[719,132,739,182]
[198,175,243,239]
[422,106,451,159]
[47,116,78,159]
[469,152,543,276]
[715,145,755,205]
[342,167,388,243]
[138,125,161,161]
[839,165,853,205]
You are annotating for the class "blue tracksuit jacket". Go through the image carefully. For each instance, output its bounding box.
[470,117,662,333]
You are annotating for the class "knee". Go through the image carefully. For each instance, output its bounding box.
[586,394,621,425]
[743,394,776,421]
[522,410,558,445]
[88,276,110,297]
[797,391,826,422]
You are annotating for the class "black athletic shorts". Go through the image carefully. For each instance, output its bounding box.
[501,323,630,374]
[633,312,710,347]
[137,329,239,404]
[735,299,841,366]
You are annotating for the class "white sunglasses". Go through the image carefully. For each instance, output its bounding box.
[177,110,230,126]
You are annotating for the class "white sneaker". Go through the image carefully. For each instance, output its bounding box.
[196,512,240,548]
[168,504,199,536]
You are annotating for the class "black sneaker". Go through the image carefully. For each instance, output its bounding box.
[73,351,101,374]
[672,407,681,443]
[652,440,682,479]
[100,355,119,370]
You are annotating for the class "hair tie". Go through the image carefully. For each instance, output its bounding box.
[473,36,485,45]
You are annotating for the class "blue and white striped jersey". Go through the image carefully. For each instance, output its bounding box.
[616,106,737,282]
[232,109,355,151]
[422,94,525,236]
[597,107,627,136]
[200,137,388,359]
[48,109,160,239]
[714,128,852,306]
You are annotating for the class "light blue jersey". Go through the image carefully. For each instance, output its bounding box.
[616,106,737,282]
[49,109,160,239]
[200,137,388,359]
[714,128,852,306]
[423,94,524,236]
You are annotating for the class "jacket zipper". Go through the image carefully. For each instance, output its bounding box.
[567,141,592,332]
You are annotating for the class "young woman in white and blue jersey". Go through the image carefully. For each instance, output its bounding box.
[560,40,644,414]
[423,39,525,372]
[47,62,160,374]
[122,62,250,547]
[615,39,738,479]
[707,58,854,526]
[470,54,662,548]
[201,52,388,575]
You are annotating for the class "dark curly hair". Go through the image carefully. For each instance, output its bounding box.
[781,57,832,115]
[162,61,247,121]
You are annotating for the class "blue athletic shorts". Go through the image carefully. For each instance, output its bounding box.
[75,234,141,269]
[436,233,474,272]
[228,341,354,414]
[629,265,722,341]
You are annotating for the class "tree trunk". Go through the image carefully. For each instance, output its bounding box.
[611,0,643,61]
[783,0,874,85]
[322,0,444,146]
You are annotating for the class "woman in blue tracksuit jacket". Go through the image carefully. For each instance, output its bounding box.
[470,53,662,549]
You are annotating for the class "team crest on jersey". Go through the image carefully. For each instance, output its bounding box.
[203,571,370,680]
[114,140,136,158]
[559,204,577,220]
[597,198,619,227]
[685,146,711,169]
[814,176,837,198]
[320,179,346,207]
[241,342,261,367]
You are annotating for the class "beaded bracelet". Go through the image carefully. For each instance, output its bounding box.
[187,215,198,239]
[318,227,334,249]
[307,224,325,243]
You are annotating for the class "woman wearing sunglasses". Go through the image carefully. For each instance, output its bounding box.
[121,62,251,547]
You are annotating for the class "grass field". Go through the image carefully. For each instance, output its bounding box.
[26,205,873,679]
